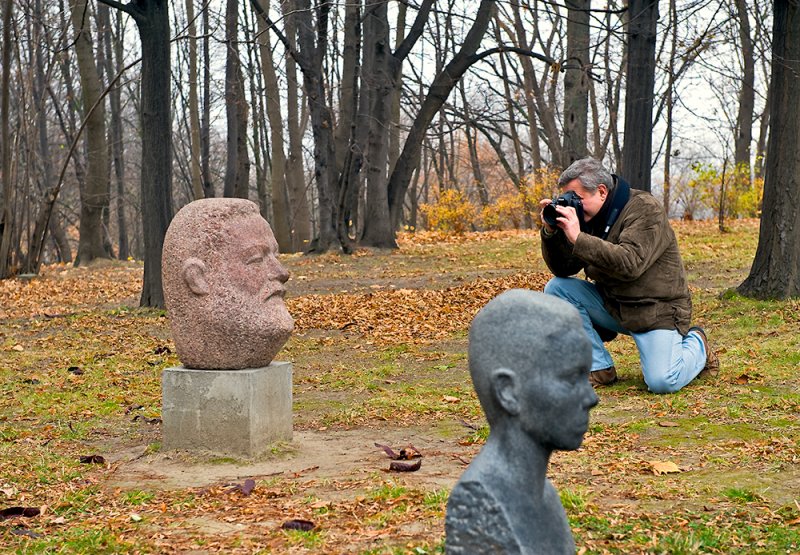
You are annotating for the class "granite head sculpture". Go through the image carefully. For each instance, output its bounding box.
[162,198,294,370]
[445,289,598,554]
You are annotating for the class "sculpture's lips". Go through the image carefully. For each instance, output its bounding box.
[262,286,286,301]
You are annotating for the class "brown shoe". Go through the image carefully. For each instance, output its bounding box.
[589,366,618,387]
[689,326,719,379]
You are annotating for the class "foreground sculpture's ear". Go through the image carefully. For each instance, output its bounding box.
[491,368,520,416]
[182,257,209,296]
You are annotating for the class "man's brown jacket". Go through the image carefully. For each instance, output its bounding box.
[541,189,692,335]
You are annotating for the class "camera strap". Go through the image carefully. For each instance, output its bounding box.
[601,175,631,240]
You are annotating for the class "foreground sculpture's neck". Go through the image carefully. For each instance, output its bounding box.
[482,424,551,496]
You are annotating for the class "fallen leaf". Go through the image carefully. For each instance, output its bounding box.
[0,506,41,520]
[11,528,41,538]
[281,519,315,531]
[389,459,422,472]
[130,513,142,522]
[658,421,679,427]
[647,460,682,475]
[12,345,23,352]
[735,374,751,384]
[374,442,400,459]
[228,479,256,496]
[442,395,460,403]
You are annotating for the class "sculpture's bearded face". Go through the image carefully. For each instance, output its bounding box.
[163,199,295,370]
[205,214,293,338]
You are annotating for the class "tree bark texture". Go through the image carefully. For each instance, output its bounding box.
[70,0,110,266]
[738,0,800,299]
[359,0,395,248]
[295,0,340,251]
[223,0,250,199]
[562,0,590,167]
[185,0,204,200]
[621,0,658,191]
[99,0,174,307]
[734,0,755,180]
[280,0,312,250]
[0,0,11,278]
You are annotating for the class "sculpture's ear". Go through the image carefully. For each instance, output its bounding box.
[491,368,520,416]
[182,257,209,296]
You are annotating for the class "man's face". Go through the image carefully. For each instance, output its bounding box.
[562,179,607,222]
[517,332,598,451]
[217,215,289,308]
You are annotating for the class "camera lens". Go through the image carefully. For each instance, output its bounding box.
[542,202,559,228]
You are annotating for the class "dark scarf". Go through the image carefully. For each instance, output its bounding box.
[585,175,631,240]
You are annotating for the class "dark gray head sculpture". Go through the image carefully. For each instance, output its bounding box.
[445,289,598,554]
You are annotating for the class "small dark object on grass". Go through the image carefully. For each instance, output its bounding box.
[228,479,256,496]
[11,527,42,538]
[79,455,105,464]
[154,345,171,355]
[0,507,41,520]
[22,378,40,385]
[389,458,422,472]
[132,415,162,424]
[281,519,315,531]
[67,366,83,375]
[374,442,421,460]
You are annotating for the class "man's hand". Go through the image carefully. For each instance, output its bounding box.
[555,205,582,244]
[538,199,556,234]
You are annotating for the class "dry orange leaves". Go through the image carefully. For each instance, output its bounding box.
[288,272,550,345]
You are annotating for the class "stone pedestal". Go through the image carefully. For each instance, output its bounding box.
[162,362,292,456]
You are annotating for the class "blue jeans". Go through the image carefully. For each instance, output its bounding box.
[544,277,706,394]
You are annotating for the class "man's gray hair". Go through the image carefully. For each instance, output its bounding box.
[557,158,615,193]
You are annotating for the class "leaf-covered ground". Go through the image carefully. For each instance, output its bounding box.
[1,221,799,554]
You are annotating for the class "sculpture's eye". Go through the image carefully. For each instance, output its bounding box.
[246,255,264,265]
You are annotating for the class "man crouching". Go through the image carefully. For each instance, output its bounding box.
[540,157,719,393]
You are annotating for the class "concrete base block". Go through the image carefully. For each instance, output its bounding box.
[162,362,292,456]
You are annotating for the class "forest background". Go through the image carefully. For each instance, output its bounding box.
[2,0,798,306]
[2,1,800,552]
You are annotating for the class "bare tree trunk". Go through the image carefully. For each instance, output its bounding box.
[621,0,658,191]
[388,2,406,175]
[360,0,394,247]
[111,9,128,259]
[510,1,550,168]
[294,0,340,251]
[254,0,293,250]
[281,0,311,249]
[70,0,110,266]
[738,0,800,299]
[99,0,173,308]
[185,0,204,200]
[223,0,250,199]
[0,0,15,278]
[334,0,359,179]
[734,0,755,185]
[562,0,590,167]
[663,0,677,215]
[201,3,213,197]
[387,0,498,230]
[493,18,525,179]
[459,82,488,206]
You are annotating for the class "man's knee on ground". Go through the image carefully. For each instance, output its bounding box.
[645,373,682,394]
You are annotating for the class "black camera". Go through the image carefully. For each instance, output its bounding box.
[542,190,584,228]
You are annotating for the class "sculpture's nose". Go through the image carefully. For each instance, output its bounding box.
[269,256,289,284]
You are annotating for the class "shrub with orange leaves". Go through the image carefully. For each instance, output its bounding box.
[419,189,477,234]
